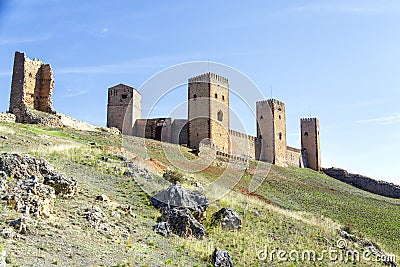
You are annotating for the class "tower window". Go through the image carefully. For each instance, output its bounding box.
[279,115,281,120]
[215,93,218,99]
[260,115,263,120]
[304,132,308,136]
[193,94,197,99]
[121,94,128,99]
[217,110,223,121]
[222,95,225,101]
[279,132,282,140]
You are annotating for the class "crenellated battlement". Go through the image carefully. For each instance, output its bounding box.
[300,117,318,122]
[229,129,256,141]
[188,72,229,85]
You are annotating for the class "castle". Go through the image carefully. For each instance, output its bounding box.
[107,72,322,171]
[2,51,321,171]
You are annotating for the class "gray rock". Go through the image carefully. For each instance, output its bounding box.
[150,183,208,213]
[153,222,171,237]
[95,194,110,202]
[337,229,356,242]
[125,162,153,180]
[1,226,16,239]
[0,136,8,140]
[213,208,242,231]
[43,174,77,198]
[9,216,30,234]
[212,248,234,267]
[6,177,56,217]
[0,153,77,197]
[159,208,205,239]
[84,205,104,229]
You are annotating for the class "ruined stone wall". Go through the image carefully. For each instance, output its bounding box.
[229,130,256,159]
[301,118,321,171]
[133,118,173,143]
[9,51,54,116]
[286,146,305,167]
[323,167,400,199]
[107,84,141,134]
[256,99,287,166]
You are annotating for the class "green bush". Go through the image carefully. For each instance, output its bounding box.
[163,169,184,184]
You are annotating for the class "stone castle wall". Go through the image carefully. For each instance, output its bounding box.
[9,51,54,118]
[256,99,287,166]
[301,118,321,171]
[107,84,141,134]
[286,146,305,167]
[323,167,400,199]
[229,130,256,159]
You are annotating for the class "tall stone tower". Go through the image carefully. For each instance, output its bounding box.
[256,99,287,166]
[300,118,321,171]
[188,73,230,154]
[9,51,55,115]
[107,83,141,134]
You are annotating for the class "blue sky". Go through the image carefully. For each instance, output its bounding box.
[0,0,399,184]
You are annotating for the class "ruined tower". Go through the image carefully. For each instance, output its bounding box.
[301,118,321,171]
[256,99,287,166]
[188,73,230,154]
[107,84,141,134]
[9,51,54,115]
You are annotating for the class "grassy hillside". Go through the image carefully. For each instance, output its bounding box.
[0,122,398,266]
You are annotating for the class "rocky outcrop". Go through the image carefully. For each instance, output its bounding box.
[212,249,234,267]
[150,183,208,213]
[0,112,16,123]
[158,208,205,239]
[6,177,56,217]
[323,167,400,199]
[0,153,77,197]
[153,222,171,237]
[212,208,242,231]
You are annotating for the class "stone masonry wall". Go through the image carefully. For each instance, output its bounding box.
[230,130,256,159]
[286,146,305,167]
[107,84,141,134]
[323,167,400,199]
[9,51,54,116]
[301,118,321,171]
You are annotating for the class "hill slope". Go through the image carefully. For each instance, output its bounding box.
[0,122,398,266]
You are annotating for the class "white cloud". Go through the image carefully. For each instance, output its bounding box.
[357,114,400,125]
[59,89,89,98]
[0,35,50,45]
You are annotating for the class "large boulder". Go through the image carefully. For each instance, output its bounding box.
[159,208,205,239]
[150,183,208,213]
[212,248,234,267]
[0,153,77,197]
[212,208,242,231]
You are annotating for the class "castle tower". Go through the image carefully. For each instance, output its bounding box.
[107,83,141,134]
[300,118,321,171]
[188,73,230,154]
[9,51,54,115]
[256,99,287,166]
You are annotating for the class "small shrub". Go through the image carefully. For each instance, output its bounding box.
[163,169,184,184]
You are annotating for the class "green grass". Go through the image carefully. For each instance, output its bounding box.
[0,121,398,266]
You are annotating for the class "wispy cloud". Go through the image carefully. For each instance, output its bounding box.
[0,35,50,45]
[357,114,400,125]
[59,89,89,98]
